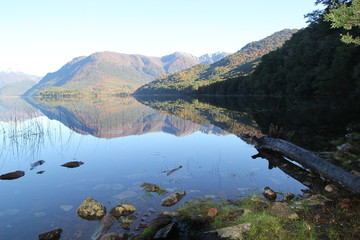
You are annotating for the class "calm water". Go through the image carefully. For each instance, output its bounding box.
[0,96,356,239]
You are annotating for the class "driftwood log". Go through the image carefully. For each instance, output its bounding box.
[252,151,328,193]
[254,137,360,194]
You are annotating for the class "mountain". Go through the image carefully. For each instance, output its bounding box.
[134,29,298,95]
[23,51,229,97]
[198,52,231,64]
[200,19,360,102]
[0,71,40,96]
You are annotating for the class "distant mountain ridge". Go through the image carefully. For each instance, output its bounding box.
[0,71,40,96]
[135,29,298,95]
[23,51,230,97]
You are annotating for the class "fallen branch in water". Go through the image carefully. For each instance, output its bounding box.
[253,137,360,195]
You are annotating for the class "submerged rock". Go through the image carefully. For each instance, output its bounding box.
[77,197,106,220]
[61,161,84,168]
[141,182,168,194]
[207,223,251,240]
[0,170,25,180]
[154,223,177,239]
[271,202,299,220]
[109,204,136,218]
[60,205,73,212]
[148,214,173,230]
[99,232,121,240]
[262,187,277,201]
[91,214,115,240]
[161,191,186,207]
[38,228,63,240]
[30,160,45,170]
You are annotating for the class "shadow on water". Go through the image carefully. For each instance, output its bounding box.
[136,95,360,151]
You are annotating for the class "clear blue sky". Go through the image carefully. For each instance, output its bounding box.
[0,0,322,76]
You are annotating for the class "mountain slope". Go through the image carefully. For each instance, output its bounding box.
[135,29,298,95]
[0,71,40,96]
[200,19,360,102]
[24,51,229,97]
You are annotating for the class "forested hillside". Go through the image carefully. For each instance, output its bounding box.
[135,29,297,95]
[199,1,360,103]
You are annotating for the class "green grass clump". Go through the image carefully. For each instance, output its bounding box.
[175,196,318,240]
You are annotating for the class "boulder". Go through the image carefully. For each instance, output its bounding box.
[109,204,136,218]
[141,183,168,194]
[271,202,299,220]
[161,191,186,207]
[262,187,277,201]
[77,197,107,220]
[207,223,251,240]
[61,161,84,168]
[0,170,25,180]
[38,228,63,240]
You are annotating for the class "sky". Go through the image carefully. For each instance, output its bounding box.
[0,0,323,76]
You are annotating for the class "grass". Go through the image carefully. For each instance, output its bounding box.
[172,195,324,240]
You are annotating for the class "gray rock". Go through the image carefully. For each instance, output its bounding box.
[77,197,107,221]
[292,194,332,210]
[154,223,177,239]
[271,202,299,220]
[324,184,338,193]
[91,214,116,240]
[250,194,264,203]
[99,232,121,240]
[207,223,251,240]
[38,228,63,240]
[161,191,186,207]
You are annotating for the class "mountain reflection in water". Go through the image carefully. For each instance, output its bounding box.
[24,97,227,138]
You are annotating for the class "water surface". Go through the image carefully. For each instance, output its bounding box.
[0,96,356,239]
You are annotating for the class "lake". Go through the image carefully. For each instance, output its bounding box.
[0,96,358,239]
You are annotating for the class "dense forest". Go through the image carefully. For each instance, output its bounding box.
[199,0,360,103]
